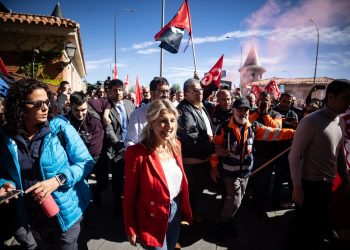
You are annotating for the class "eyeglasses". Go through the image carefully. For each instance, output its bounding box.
[187,88,203,94]
[25,99,50,109]
[154,89,170,94]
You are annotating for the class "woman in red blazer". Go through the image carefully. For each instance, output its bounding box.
[123,99,192,249]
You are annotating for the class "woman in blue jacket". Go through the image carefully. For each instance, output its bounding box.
[0,79,93,250]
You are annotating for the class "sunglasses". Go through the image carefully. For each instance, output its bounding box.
[25,99,50,109]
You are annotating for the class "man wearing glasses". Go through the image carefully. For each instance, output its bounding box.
[177,78,215,222]
[124,77,170,147]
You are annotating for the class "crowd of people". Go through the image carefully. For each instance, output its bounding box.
[0,76,349,250]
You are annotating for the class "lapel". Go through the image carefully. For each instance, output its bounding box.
[123,100,133,120]
[110,106,121,124]
[147,150,168,190]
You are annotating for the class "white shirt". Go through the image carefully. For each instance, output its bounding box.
[201,109,213,137]
[124,103,150,148]
[160,158,183,200]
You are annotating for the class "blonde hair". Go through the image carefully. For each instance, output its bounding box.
[141,99,180,155]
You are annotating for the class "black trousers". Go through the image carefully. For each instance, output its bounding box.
[110,158,125,216]
[183,161,210,211]
[293,179,333,249]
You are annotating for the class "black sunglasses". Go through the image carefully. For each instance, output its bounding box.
[25,99,50,109]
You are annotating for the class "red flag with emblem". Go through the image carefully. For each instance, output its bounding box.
[200,55,224,88]
[135,76,142,107]
[264,79,280,99]
[249,84,264,99]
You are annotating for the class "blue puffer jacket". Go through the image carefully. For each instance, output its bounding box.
[0,116,93,232]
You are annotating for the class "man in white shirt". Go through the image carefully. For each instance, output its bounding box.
[124,77,170,148]
[177,78,215,221]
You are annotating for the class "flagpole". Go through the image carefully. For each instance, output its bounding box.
[186,0,197,76]
[160,0,165,77]
[190,36,197,75]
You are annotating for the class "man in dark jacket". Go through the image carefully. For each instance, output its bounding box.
[66,91,107,204]
[177,78,215,221]
[105,79,135,216]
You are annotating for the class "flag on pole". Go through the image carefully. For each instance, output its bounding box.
[124,74,129,93]
[154,0,192,54]
[264,79,280,99]
[200,55,224,88]
[135,76,142,107]
[113,64,118,80]
[249,85,264,99]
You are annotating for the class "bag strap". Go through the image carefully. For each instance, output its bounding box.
[57,126,67,150]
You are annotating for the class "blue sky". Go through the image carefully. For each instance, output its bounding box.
[3,0,350,88]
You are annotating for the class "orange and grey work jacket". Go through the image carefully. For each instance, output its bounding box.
[213,116,295,178]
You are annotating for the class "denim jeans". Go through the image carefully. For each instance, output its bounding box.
[144,196,181,250]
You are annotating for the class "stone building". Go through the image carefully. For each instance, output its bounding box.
[0,2,86,92]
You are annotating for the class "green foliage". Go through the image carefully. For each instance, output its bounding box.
[20,51,63,83]
[171,83,181,92]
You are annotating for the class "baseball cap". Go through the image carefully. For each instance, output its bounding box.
[233,97,251,109]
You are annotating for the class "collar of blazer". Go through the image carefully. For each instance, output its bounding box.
[139,142,184,192]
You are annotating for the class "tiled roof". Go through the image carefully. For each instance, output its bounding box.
[251,77,334,86]
[0,11,79,28]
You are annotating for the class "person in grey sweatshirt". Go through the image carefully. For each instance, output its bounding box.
[288,79,350,249]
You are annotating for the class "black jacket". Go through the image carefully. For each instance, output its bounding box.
[177,99,215,160]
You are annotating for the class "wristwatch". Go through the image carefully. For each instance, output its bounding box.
[55,174,67,187]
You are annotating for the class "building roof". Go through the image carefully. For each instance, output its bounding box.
[239,45,266,73]
[0,11,79,28]
[51,2,64,19]
[250,77,334,86]
[0,9,86,76]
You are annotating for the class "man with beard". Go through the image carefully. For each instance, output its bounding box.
[211,97,295,236]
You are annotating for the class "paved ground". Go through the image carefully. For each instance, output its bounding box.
[85,181,295,250]
[4,177,349,250]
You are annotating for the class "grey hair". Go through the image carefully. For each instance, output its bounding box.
[141,99,180,154]
[183,78,200,93]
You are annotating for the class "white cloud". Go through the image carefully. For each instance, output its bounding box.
[136,48,159,55]
[132,41,157,50]
[86,58,111,71]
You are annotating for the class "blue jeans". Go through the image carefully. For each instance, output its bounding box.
[144,196,181,250]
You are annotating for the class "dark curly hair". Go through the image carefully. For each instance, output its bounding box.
[4,78,49,136]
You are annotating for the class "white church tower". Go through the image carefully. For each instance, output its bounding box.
[239,45,266,94]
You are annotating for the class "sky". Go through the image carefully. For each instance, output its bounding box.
[3,0,350,88]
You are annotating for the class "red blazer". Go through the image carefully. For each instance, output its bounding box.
[123,141,192,247]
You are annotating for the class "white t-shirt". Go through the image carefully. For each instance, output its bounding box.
[160,158,183,200]
[201,109,213,137]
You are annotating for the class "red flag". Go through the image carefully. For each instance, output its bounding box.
[113,64,118,80]
[264,79,280,99]
[135,76,142,107]
[200,55,224,88]
[249,85,264,99]
[124,74,129,93]
[0,57,9,75]
[154,0,192,54]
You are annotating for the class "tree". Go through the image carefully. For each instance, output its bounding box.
[171,83,181,92]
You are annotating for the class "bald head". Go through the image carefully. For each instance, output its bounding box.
[216,89,232,111]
